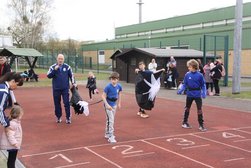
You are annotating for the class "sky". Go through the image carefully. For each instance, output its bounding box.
[1,0,251,41]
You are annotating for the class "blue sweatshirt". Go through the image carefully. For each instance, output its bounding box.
[47,63,75,90]
[0,82,10,127]
[180,71,206,98]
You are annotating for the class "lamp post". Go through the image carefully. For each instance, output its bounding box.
[232,0,243,94]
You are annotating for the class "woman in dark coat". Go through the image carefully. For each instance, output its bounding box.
[210,60,223,96]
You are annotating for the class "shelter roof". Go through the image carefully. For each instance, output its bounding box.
[0,48,43,57]
[111,48,216,59]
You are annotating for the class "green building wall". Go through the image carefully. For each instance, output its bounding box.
[81,2,251,76]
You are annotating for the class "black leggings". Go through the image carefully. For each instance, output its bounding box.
[206,83,213,92]
[7,149,18,168]
[89,89,95,99]
[213,79,220,94]
[183,97,204,125]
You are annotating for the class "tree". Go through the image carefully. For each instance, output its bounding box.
[7,0,53,48]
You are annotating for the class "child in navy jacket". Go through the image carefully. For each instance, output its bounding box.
[86,71,97,100]
[177,59,207,131]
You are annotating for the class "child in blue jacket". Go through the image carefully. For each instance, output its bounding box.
[177,59,207,131]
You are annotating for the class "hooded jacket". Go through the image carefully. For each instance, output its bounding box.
[0,119,22,150]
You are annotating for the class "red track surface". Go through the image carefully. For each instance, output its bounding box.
[9,86,251,168]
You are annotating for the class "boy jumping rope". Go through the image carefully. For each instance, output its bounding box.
[177,59,207,131]
[102,72,122,143]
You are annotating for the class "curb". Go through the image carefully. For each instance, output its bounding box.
[0,150,25,168]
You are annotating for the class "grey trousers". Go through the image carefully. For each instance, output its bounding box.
[105,106,117,137]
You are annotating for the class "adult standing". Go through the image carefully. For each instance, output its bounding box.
[210,60,223,96]
[0,72,24,127]
[165,63,178,89]
[203,60,214,95]
[197,59,204,75]
[0,56,11,76]
[166,56,177,68]
[0,56,18,107]
[148,58,157,72]
[47,54,76,124]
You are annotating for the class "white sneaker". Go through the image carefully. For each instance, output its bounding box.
[56,118,62,123]
[108,136,117,143]
[199,125,207,132]
[66,119,71,124]
[104,134,110,139]
[182,123,192,129]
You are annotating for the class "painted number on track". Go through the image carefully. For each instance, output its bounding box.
[112,145,143,155]
[166,138,195,146]
[222,132,245,139]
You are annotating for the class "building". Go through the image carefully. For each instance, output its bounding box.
[81,2,251,77]
[110,48,216,84]
[0,35,13,48]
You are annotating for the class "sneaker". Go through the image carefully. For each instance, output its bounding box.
[56,118,62,123]
[182,123,192,129]
[140,113,149,118]
[137,111,142,116]
[66,119,71,124]
[199,125,207,132]
[108,136,117,143]
[104,134,110,139]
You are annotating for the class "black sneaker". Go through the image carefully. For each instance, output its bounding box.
[199,125,207,132]
[182,122,192,129]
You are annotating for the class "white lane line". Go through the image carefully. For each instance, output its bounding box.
[234,139,251,142]
[141,140,214,168]
[123,152,155,158]
[21,126,251,158]
[87,126,251,148]
[84,147,122,168]
[182,144,210,150]
[234,129,251,135]
[191,134,251,153]
[224,158,245,162]
[54,162,90,168]
[22,147,86,158]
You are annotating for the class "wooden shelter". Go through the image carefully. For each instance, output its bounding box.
[0,48,43,72]
[110,48,216,84]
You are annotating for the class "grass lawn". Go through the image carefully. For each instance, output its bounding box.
[16,68,251,100]
[222,91,251,99]
[20,68,110,88]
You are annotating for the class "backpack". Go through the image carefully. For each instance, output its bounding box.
[221,65,226,77]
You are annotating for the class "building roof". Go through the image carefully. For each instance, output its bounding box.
[111,48,216,59]
[0,48,43,57]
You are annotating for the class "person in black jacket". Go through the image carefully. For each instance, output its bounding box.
[86,71,97,101]
[0,56,18,107]
[0,56,11,76]
[210,60,223,96]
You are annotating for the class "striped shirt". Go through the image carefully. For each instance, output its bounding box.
[0,82,10,127]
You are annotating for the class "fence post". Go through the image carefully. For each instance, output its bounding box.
[203,35,206,65]
[224,35,229,86]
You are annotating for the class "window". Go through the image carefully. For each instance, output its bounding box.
[131,57,136,65]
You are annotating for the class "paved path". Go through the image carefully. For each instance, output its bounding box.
[91,79,251,113]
